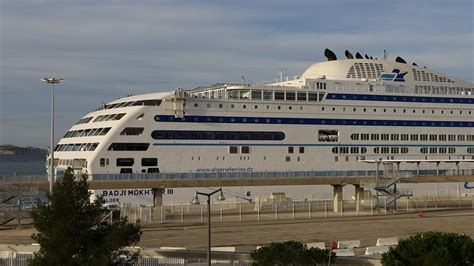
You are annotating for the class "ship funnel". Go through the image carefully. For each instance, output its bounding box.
[370,56,374,60]
[355,52,363,59]
[365,54,369,59]
[395,56,407,64]
[345,50,354,59]
[412,62,418,66]
[324,48,337,61]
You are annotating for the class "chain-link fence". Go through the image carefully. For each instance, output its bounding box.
[0,252,252,266]
[120,195,474,224]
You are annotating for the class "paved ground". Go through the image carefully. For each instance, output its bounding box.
[1,209,473,250]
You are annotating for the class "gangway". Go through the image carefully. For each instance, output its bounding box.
[0,181,39,226]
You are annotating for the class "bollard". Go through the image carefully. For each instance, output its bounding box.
[292,202,295,220]
[257,204,260,221]
[340,200,343,217]
[309,202,312,219]
[371,199,374,216]
[275,203,278,220]
[239,204,242,222]
[161,206,164,224]
[325,201,328,218]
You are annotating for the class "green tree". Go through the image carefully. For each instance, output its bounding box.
[381,231,474,266]
[30,168,142,266]
[250,240,335,265]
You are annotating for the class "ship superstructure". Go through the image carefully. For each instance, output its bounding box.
[51,49,474,203]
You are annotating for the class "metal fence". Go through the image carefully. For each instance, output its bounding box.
[1,168,472,183]
[90,168,473,181]
[0,253,252,266]
[121,195,474,224]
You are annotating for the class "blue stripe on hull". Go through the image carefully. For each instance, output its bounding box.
[155,115,474,127]
[326,93,474,104]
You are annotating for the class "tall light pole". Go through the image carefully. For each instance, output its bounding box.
[191,188,225,266]
[41,77,63,194]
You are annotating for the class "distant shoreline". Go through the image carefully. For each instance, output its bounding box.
[0,145,47,156]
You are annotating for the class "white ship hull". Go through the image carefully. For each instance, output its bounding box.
[51,52,474,205]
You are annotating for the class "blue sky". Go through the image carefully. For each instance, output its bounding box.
[1,0,473,148]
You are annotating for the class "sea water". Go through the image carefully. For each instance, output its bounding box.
[0,154,46,176]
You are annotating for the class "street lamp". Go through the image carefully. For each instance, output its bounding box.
[41,77,63,194]
[191,188,225,266]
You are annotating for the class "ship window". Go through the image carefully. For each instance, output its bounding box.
[351,133,359,140]
[142,158,157,166]
[251,90,262,100]
[112,113,125,120]
[132,100,162,106]
[288,147,294,153]
[229,146,238,154]
[89,143,99,151]
[299,147,304,153]
[120,168,132,174]
[297,92,307,101]
[274,91,285,100]
[120,127,144,136]
[92,128,101,136]
[108,143,149,151]
[285,91,296,101]
[147,168,160,173]
[151,130,285,141]
[117,158,134,166]
[285,156,290,162]
[241,146,250,154]
[263,90,273,100]
[308,93,318,101]
[100,127,111,136]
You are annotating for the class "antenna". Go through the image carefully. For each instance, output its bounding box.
[384,50,388,60]
[279,67,286,83]
[241,75,245,85]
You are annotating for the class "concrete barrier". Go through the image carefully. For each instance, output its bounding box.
[376,237,398,247]
[337,240,361,249]
[159,246,186,250]
[333,248,355,257]
[365,246,390,255]
[306,242,326,249]
[211,246,237,252]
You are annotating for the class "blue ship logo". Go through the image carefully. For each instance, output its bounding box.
[380,69,408,82]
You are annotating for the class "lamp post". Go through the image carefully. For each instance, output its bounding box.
[191,188,225,266]
[41,77,63,194]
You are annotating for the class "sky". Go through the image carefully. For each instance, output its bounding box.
[1,0,473,148]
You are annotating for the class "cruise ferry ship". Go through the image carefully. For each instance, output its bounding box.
[51,49,474,205]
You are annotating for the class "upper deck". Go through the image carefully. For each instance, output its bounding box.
[185,55,473,101]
